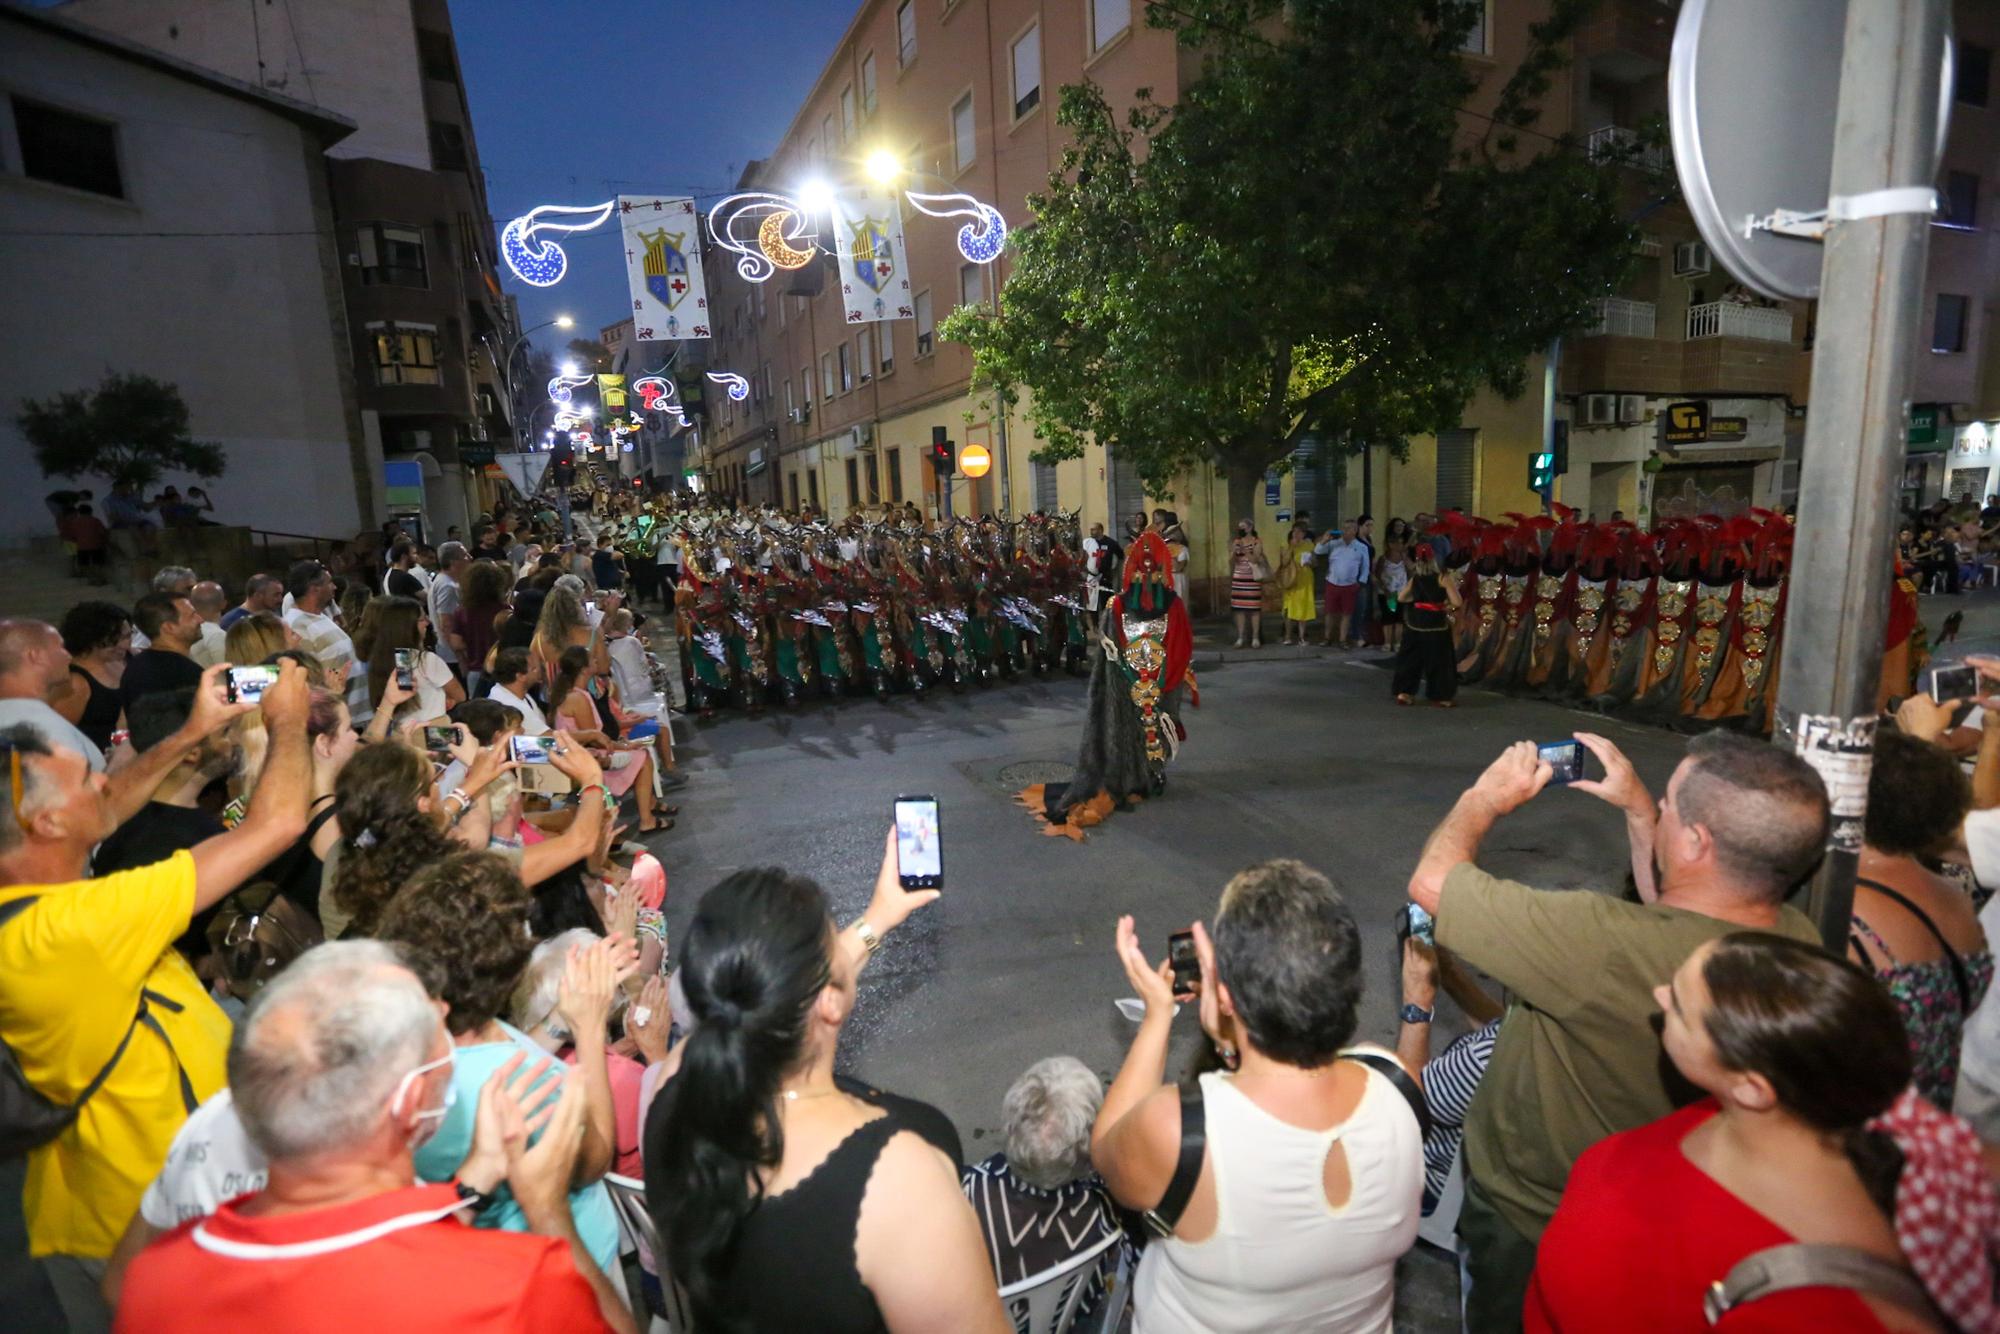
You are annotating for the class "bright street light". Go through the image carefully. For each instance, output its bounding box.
[797,178,835,215]
[865,150,902,184]
[555,315,574,329]
[561,360,579,376]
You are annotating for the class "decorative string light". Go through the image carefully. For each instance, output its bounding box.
[706,371,750,401]
[547,373,595,408]
[632,374,677,412]
[708,192,819,283]
[500,201,616,287]
[904,192,1007,265]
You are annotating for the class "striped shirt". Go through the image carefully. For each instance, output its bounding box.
[960,1154,1125,1307]
[284,607,369,724]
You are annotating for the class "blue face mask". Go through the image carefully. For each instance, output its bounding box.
[391,1046,458,1147]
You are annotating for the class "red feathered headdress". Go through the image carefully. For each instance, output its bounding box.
[1124,530,1171,589]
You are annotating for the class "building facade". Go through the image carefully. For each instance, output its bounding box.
[0,5,368,548]
[65,0,518,543]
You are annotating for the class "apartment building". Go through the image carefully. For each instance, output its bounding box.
[0,5,368,547]
[64,0,518,541]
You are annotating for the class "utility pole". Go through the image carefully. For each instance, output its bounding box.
[1774,0,1946,949]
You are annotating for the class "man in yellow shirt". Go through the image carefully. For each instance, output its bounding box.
[0,658,309,1321]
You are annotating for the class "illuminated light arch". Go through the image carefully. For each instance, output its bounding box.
[904,192,1007,265]
[708,192,819,283]
[500,201,616,287]
[706,371,750,401]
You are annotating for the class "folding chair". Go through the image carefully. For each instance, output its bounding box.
[603,1172,693,1333]
[996,1230,1128,1334]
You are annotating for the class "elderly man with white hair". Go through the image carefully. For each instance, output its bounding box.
[962,1055,1127,1300]
[112,941,634,1333]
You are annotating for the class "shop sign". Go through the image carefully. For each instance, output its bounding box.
[1909,403,1939,447]
[1708,417,1748,442]
[1661,401,1709,445]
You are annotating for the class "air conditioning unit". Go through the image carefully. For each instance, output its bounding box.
[1617,394,1645,425]
[1582,393,1618,426]
[1673,240,1712,277]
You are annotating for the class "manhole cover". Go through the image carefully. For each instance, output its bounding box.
[997,759,1074,786]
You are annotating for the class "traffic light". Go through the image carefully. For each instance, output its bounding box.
[1529,450,1556,492]
[1552,419,1570,476]
[930,425,955,474]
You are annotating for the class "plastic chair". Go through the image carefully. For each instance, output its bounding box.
[603,1172,693,1333]
[996,1230,1128,1334]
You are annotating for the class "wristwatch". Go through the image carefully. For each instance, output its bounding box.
[453,1178,494,1213]
[1399,1003,1435,1025]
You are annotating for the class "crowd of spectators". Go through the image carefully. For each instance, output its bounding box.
[3,490,2000,1334]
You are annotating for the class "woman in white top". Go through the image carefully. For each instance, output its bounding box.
[361,595,463,725]
[1094,860,1424,1333]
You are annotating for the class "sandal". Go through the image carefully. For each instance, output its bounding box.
[1396,693,1414,706]
[639,815,675,834]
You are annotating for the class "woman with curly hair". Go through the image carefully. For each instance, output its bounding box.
[52,600,132,751]
[379,850,627,1276]
[321,742,461,939]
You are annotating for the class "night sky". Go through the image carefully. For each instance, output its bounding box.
[450,0,853,359]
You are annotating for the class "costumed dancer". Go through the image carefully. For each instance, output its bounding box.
[1017,532,1197,840]
[1630,519,1702,716]
[1456,519,1512,681]
[1880,559,1929,713]
[1522,508,1583,693]
[1561,521,1622,700]
[1693,511,1791,725]
[1591,522,1659,704]
[1484,514,1553,689]
[1677,515,1755,717]
[1391,543,1462,707]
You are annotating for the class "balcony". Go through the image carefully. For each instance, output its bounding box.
[1685,302,1795,344]
[1583,297,1657,339]
[1575,0,1676,75]
[1586,125,1666,173]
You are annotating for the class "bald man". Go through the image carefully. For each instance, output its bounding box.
[0,619,104,771]
[187,581,229,668]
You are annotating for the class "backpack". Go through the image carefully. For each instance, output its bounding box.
[0,894,182,1158]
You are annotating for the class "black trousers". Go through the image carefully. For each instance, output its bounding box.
[1393,626,1457,701]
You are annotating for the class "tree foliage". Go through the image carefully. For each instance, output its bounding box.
[18,372,225,491]
[940,0,1638,521]
[566,338,616,373]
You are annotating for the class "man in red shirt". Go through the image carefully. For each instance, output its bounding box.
[114,942,633,1333]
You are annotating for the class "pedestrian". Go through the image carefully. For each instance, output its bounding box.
[1228,519,1267,648]
[1392,543,1460,706]
[429,541,470,680]
[1314,521,1371,648]
[1375,537,1410,655]
[220,573,283,631]
[382,538,424,598]
[122,590,207,712]
[1277,522,1317,643]
[283,560,367,726]
[61,504,110,584]
[1353,515,1378,645]
[188,581,230,668]
[1082,523,1123,614]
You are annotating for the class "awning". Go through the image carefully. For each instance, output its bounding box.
[1660,444,1783,466]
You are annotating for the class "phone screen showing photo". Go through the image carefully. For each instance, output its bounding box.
[1932,665,1979,704]
[510,735,557,765]
[1537,740,1586,784]
[893,797,942,888]
[227,665,280,703]
[1167,930,1200,994]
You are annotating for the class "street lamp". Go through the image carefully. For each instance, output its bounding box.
[864,150,902,185]
[502,314,574,447]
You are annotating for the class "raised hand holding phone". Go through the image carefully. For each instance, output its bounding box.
[892,794,942,889]
[864,823,941,939]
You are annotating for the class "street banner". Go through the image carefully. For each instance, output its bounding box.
[597,374,627,410]
[621,196,710,340]
[494,452,553,497]
[835,193,915,325]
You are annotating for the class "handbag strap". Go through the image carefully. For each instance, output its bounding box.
[1705,1243,1935,1326]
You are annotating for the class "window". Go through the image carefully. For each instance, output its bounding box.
[429,120,467,171]
[821,352,836,399]
[11,97,122,198]
[841,86,857,139]
[1934,293,1970,353]
[1958,42,1990,107]
[823,112,836,149]
[808,469,820,509]
[806,135,818,167]
[801,365,813,405]
[915,290,935,356]
[898,0,917,65]
[959,261,985,308]
[839,343,852,393]
[857,327,875,383]
[1435,429,1477,512]
[416,28,458,82]
[861,53,878,114]
[878,324,895,376]
[759,363,771,408]
[866,452,881,502]
[951,93,976,171]
[789,473,801,510]
[370,323,442,386]
[786,377,795,418]
[1457,0,1491,55]
[888,448,904,501]
[1033,459,1059,513]
[754,283,767,319]
[1090,0,1129,52]
[356,223,428,288]
[1940,171,1980,229]
[846,458,861,509]
[1012,25,1042,120]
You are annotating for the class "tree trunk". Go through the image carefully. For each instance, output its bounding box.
[1224,461,1263,535]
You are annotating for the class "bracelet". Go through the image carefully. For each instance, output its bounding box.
[453,1178,494,1213]
[854,919,882,954]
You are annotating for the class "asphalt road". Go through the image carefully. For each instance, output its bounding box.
[650,638,1699,1329]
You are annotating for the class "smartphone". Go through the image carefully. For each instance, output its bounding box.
[510,735,559,765]
[893,795,942,890]
[394,647,416,690]
[1931,664,1979,705]
[422,725,457,755]
[1405,903,1436,947]
[1167,929,1201,996]
[225,665,280,704]
[1538,739,1586,784]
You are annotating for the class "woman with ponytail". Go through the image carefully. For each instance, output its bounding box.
[1529,933,1996,1332]
[643,833,1007,1334]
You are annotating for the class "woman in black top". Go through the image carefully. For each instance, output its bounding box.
[55,600,131,750]
[644,839,1006,1334]
[1392,544,1463,706]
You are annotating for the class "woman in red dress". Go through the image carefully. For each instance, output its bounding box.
[1529,933,1994,1333]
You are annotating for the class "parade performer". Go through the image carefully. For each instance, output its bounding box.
[1692,511,1791,725]
[1630,519,1703,715]
[1589,522,1659,704]
[1392,543,1461,706]
[1018,532,1197,840]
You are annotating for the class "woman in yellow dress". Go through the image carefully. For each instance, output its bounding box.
[1278,522,1317,643]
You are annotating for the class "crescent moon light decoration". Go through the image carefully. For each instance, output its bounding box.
[757,210,817,271]
[706,371,751,401]
[708,192,821,283]
[499,200,616,287]
[904,192,1008,265]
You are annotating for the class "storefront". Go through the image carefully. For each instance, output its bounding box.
[1942,416,2000,508]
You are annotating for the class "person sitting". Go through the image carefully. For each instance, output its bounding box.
[643,834,1006,1333]
[962,1056,1125,1304]
[548,646,667,834]
[511,927,648,1179]
[1529,933,1993,1334]
[112,940,633,1332]
[376,852,626,1277]
[1094,860,1423,1332]
[1405,734,1829,1330]
[487,647,550,735]
[0,661,308,1321]
[1848,729,1993,1108]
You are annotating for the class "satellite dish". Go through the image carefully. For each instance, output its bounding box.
[1669,0,1953,301]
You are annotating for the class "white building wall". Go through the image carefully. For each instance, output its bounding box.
[0,20,364,547]
[61,0,432,169]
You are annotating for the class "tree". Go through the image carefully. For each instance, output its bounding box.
[939,0,1639,523]
[18,372,225,492]
[565,338,615,373]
